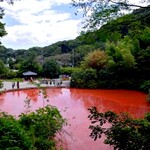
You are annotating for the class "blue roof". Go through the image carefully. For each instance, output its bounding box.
[23,71,37,76]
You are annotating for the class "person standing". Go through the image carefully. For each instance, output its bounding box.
[17,81,19,89]
[12,82,15,89]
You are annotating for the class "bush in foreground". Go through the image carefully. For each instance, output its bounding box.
[0,105,65,150]
[88,107,150,150]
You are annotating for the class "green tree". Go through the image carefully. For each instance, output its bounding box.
[81,50,108,71]
[7,57,15,69]
[19,60,41,73]
[71,68,98,88]
[0,0,14,43]
[0,6,6,41]
[0,80,3,89]
[19,57,42,76]
[74,45,95,66]
[105,37,136,69]
[88,107,150,150]
[60,67,81,76]
[0,21,6,41]
[0,59,8,78]
[72,0,150,30]
[53,53,72,67]
[136,46,150,81]
[42,59,60,78]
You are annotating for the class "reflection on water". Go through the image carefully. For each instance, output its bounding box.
[0,88,149,150]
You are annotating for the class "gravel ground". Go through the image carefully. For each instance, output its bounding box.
[0,80,70,91]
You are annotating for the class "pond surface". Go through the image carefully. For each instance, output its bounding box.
[0,88,149,150]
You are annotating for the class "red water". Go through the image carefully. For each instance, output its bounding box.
[0,88,149,150]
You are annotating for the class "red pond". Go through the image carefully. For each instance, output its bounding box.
[0,88,149,150]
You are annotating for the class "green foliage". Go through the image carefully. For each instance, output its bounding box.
[72,0,150,31]
[0,80,3,89]
[19,105,65,150]
[5,70,17,79]
[0,0,14,42]
[82,69,98,88]
[81,50,108,70]
[97,67,143,90]
[42,59,60,78]
[97,69,117,88]
[0,22,7,39]
[71,68,98,88]
[0,2,149,92]
[0,59,8,78]
[0,11,7,40]
[135,46,150,80]
[0,112,32,150]
[147,89,150,102]
[70,69,84,88]
[136,27,150,51]
[71,27,149,90]
[71,32,147,89]
[60,67,81,76]
[105,37,136,69]
[42,39,83,57]
[140,80,150,93]
[18,58,42,76]
[88,107,150,150]
[52,53,72,67]
[0,105,65,150]
[74,45,95,66]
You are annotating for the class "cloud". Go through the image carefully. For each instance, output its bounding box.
[1,0,81,49]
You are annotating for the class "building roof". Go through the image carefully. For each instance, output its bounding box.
[22,71,37,76]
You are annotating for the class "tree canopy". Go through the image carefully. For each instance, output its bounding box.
[0,11,7,42]
[72,0,150,30]
[42,59,60,78]
[0,59,8,78]
[81,49,108,70]
[0,0,14,43]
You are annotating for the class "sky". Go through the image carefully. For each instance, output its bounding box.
[0,0,147,50]
[0,0,82,50]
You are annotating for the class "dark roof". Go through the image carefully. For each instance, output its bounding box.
[23,71,37,76]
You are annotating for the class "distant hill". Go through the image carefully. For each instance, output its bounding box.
[0,5,150,67]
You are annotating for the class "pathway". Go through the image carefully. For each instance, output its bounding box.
[0,80,70,92]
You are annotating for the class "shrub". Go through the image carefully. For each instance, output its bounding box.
[19,105,65,150]
[83,69,98,88]
[140,80,150,92]
[70,69,84,88]
[0,80,3,89]
[60,67,81,76]
[88,107,150,150]
[0,106,65,150]
[0,112,32,150]
[71,68,98,88]
[5,70,17,79]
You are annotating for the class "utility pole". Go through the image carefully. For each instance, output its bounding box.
[72,49,74,67]
[41,49,44,66]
